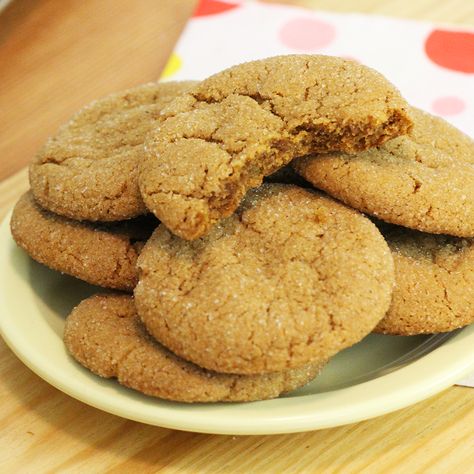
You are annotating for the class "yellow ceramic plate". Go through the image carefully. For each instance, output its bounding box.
[1,211,473,435]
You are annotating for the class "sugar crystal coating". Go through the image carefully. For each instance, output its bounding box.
[375,222,474,335]
[293,107,474,237]
[30,81,196,221]
[135,184,394,374]
[64,294,324,403]
[11,192,157,290]
[140,55,412,240]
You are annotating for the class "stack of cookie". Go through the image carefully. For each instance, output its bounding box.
[10,55,474,403]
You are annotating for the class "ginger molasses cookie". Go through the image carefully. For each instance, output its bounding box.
[293,108,474,237]
[135,184,394,375]
[375,223,474,335]
[30,81,196,222]
[139,55,412,240]
[11,192,157,291]
[64,294,324,403]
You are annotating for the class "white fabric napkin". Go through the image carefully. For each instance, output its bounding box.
[163,0,474,386]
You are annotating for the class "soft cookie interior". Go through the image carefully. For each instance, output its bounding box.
[140,55,412,240]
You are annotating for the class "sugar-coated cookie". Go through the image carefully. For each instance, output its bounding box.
[375,223,474,335]
[140,55,412,240]
[64,294,324,403]
[11,192,157,291]
[293,108,474,237]
[30,81,196,222]
[135,184,394,374]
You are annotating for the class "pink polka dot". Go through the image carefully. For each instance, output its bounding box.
[279,17,336,51]
[431,96,466,116]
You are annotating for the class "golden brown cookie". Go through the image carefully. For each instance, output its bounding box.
[139,55,412,240]
[64,294,324,403]
[135,184,394,375]
[30,81,196,222]
[293,108,474,237]
[375,223,474,335]
[10,191,157,291]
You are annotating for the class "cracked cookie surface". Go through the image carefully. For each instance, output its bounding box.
[139,55,412,240]
[293,108,474,237]
[30,81,196,222]
[375,223,474,335]
[64,294,324,403]
[11,192,157,291]
[135,184,394,375]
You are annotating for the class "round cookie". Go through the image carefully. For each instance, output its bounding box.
[293,108,474,237]
[139,55,412,240]
[375,223,474,335]
[135,183,394,375]
[64,294,324,403]
[10,191,157,291]
[30,81,196,222]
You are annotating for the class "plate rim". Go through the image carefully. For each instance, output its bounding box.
[1,210,474,435]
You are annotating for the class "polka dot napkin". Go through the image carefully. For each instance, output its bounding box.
[163,0,474,387]
[163,0,473,136]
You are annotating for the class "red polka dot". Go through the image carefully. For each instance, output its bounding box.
[193,0,239,17]
[431,96,466,116]
[279,18,336,51]
[425,29,474,73]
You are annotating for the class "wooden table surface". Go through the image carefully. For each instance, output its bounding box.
[1,0,473,472]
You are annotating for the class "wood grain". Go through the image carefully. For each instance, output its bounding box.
[0,0,473,472]
[0,0,197,181]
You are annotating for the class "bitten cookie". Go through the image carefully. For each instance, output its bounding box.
[64,294,324,403]
[30,81,196,222]
[10,191,157,291]
[375,223,474,335]
[139,55,412,240]
[293,108,474,237]
[135,184,394,375]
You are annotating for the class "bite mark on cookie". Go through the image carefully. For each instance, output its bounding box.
[140,55,412,240]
